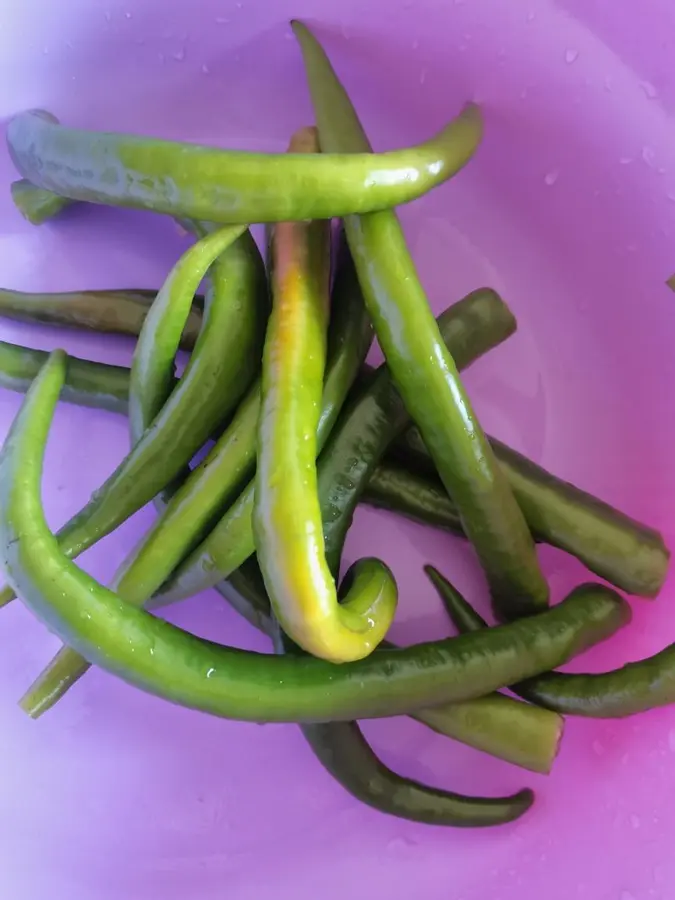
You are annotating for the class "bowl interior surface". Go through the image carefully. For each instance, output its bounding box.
[1,2,675,899]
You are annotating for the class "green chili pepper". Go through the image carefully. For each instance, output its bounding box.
[393,429,669,598]
[20,228,374,716]
[223,557,563,775]
[11,178,70,224]
[156,287,516,607]
[0,285,203,350]
[299,718,535,826]
[361,459,464,534]
[515,645,675,718]
[430,563,675,718]
[253,126,396,663]
[227,560,537,822]
[0,339,130,416]
[0,351,631,722]
[7,104,482,225]
[0,224,267,608]
[291,21,548,621]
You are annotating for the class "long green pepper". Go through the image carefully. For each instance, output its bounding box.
[254,126,396,663]
[0,352,632,722]
[0,224,267,608]
[291,21,548,621]
[7,105,483,224]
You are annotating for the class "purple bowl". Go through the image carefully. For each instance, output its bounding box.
[2,1,675,898]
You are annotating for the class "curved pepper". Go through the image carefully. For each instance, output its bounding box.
[0,351,633,722]
[157,287,516,606]
[254,127,396,662]
[0,285,203,350]
[302,718,534,826]
[20,231,374,716]
[229,561,538,822]
[224,557,563,774]
[432,565,675,718]
[13,280,560,769]
[292,20,548,621]
[7,104,482,224]
[0,222,267,607]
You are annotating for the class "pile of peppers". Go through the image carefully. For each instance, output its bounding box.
[0,21,671,828]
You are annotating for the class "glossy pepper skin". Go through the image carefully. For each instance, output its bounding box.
[291,21,548,621]
[224,553,562,775]
[392,429,669,599]
[254,127,396,663]
[230,562,537,824]
[20,232,375,717]
[8,319,560,773]
[0,352,633,723]
[0,224,267,608]
[7,105,482,225]
[0,285,203,350]
[156,288,517,606]
[432,565,675,719]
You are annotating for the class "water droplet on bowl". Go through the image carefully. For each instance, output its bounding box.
[592,738,605,755]
[604,76,613,91]
[419,68,427,84]
[667,727,675,750]
[173,46,186,62]
[619,157,633,165]
[639,80,658,99]
[527,10,536,21]
[630,814,641,829]
[642,146,657,167]
[387,835,418,853]
[202,63,210,74]
[125,10,132,18]
[216,16,229,24]
[412,39,419,50]
[565,48,579,64]
[544,169,560,186]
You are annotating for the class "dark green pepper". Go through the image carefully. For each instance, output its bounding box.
[0,285,203,349]
[430,563,675,719]
[393,428,669,598]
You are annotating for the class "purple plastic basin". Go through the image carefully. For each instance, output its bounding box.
[2,1,675,898]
